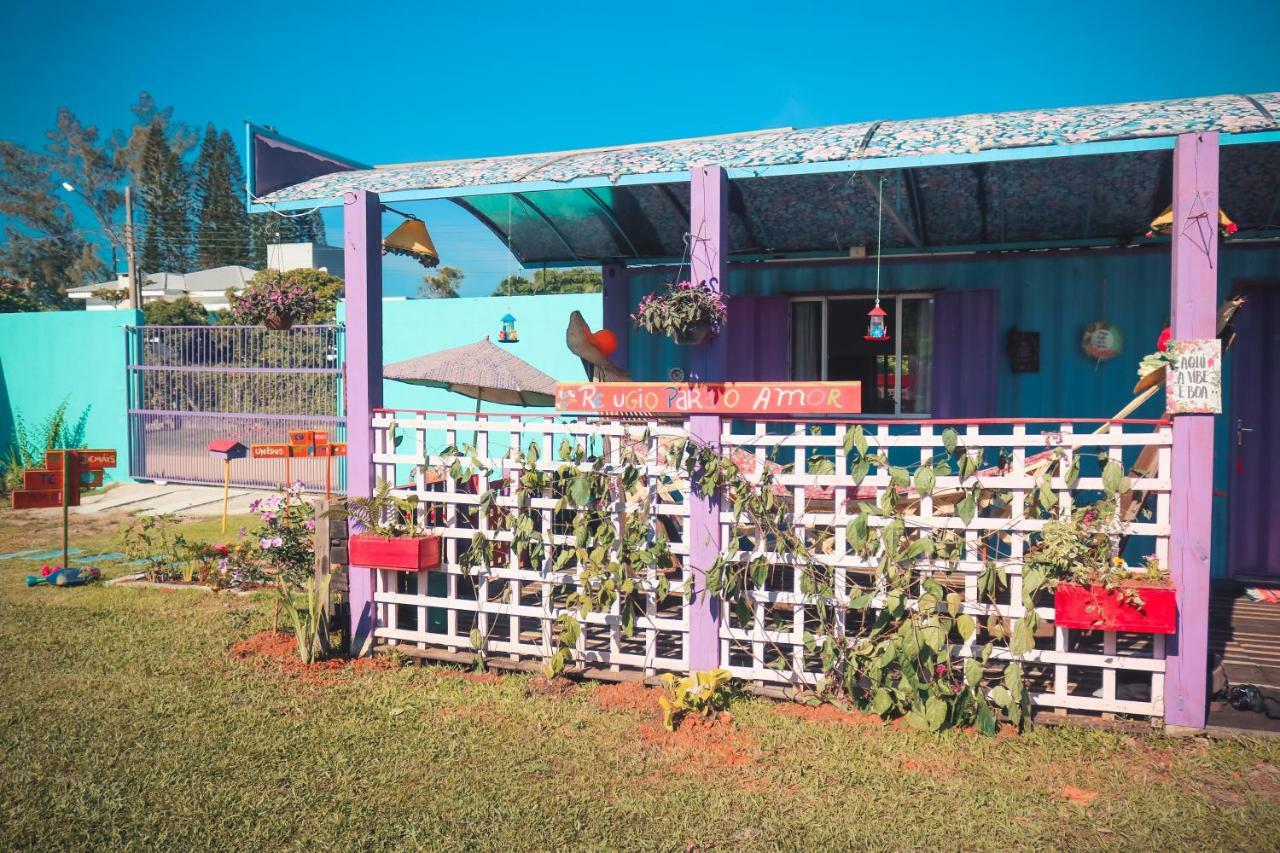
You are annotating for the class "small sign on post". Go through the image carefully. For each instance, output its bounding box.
[10,448,116,573]
[1166,339,1222,414]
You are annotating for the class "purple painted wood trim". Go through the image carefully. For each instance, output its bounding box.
[1166,132,1219,730]
[602,262,630,369]
[127,409,344,421]
[686,166,729,671]
[727,295,790,381]
[932,289,999,418]
[688,413,723,671]
[343,190,384,656]
[126,365,342,374]
[689,166,729,383]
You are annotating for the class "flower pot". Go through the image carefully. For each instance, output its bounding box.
[348,534,441,571]
[1053,581,1176,634]
[264,313,294,331]
[672,322,712,346]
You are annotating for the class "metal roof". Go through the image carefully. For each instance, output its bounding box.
[252,92,1280,264]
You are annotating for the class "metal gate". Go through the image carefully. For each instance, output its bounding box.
[127,324,346,491]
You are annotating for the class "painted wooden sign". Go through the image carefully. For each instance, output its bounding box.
[11,490,66,509]
[12,448,115,511]
[251,443,291,459]
[555,381,863,415]
[1166,338,1222,414]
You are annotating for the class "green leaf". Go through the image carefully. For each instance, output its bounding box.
[957,613,976,642]
[851,456,871,485]
[850,424,868,456]
[1009,619,1035,656]
[890,466,910,488]
[469,628,483,650]
[568,476,592,507]
[847,513,869,551]
[964,657,983,687]
[1066,454,1081,488]
[1102,458,1130,496]
[941,427,959,456]
[925,696,947,732]
[957,488,977,526]
[946,592,963,618]
[1003,662,1024,694]
[904,710,929,731]
[958,451,979,481]
[871,688,894,717]
[990,685,1012,708]
[975,701,998,736]
[914,466,936,497]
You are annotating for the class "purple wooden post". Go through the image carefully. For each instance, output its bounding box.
[1165,132,1218,731]
[601,262,630,371]
[344,190,383,656]
[686,165,729,671]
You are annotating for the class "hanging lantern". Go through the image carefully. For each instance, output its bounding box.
[1146,203,1238,238]
[498,313,519,343]
[864,301,890,342]
[382,218,440,268]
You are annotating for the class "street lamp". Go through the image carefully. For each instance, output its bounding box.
[62,181,138,310]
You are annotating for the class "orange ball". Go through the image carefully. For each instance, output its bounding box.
[589,329,619,358]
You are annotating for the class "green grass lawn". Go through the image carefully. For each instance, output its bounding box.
[2,507,1280,850]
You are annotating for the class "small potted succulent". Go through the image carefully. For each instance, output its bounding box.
[229,276,322,330]
[631,279,728,345]
[329,480,441,571]
[1027,500,1175,634]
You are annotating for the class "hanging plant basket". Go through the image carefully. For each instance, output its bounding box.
[631,280,727,346]
[348,534,442,572]
[672,322,713,346]
[264,313,294,331]
[1053,581,1176,634]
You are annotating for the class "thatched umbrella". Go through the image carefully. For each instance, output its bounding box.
[383,336,558,415]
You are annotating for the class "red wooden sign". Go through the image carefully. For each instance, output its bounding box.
[24,470,61,490]
[252,438,345,458]
[11,490,65,509]
[555,382,863,416]
[42,449,115,470]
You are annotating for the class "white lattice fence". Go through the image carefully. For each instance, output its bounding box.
[369,411,693,674]
[717,418,1173,718]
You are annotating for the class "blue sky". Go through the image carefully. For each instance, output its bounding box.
[3,0,1278,296]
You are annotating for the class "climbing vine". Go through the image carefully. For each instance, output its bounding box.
[432,422,1140,735]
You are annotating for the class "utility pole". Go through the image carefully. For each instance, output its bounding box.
[124,185,140,310]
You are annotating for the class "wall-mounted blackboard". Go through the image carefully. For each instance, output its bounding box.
[1006,328,1040,373]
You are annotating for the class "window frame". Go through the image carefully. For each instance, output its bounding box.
[790,293,935,417]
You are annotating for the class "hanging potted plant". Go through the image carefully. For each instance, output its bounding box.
[1026,499,1175,634]
[229,275,323,331]
[631,280,728,346]
[328,480,441,571]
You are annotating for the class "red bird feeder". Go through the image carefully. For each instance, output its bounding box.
[864,301,890,342]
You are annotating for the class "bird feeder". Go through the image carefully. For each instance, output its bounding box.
[498,313,519,343]
[382,217,440,268]
[864,301,890,342]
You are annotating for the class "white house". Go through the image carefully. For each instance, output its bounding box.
[68,242,341,311]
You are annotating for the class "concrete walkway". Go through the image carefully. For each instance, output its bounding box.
[73,483,277,519]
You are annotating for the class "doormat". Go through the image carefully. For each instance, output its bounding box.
[1244,588,1280,604]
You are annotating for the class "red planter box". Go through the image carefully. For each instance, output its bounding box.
[1053,582,1176,634]
[348,534,441,571]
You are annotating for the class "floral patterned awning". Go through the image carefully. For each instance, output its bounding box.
[254,92,1280,263]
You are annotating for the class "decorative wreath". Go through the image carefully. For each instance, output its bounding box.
[1082,321,1123,361]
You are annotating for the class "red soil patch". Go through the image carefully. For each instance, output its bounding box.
[526,675,578,698]
[593,680,660,716]
[1059,785,1099,805]
[638,714,757,773]
[431,668,502,685]
[229,631,395,684]
[774,701,882,728]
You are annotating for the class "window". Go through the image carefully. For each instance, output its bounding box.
[791,294,934,415]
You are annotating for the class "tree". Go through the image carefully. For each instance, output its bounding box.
[114,92,197,182]
[231,267,344,324]
[193,126,252,269]
[492,267,602,296]
[420,266,464,298]
[46,108,125,273]
[142,296,209,325]
[0,277,50,313]
[136,121,192,274]
[0,141,102,299]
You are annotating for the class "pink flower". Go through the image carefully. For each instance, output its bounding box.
[305,518,316,531]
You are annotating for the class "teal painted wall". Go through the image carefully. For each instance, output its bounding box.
[0,309,140,484]
[623,244,1280,576]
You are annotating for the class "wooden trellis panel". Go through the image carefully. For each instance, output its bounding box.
[717,419,1173,719]
[368,411,693,675]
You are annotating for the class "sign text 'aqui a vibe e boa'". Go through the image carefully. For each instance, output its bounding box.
[555,381,862,416]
